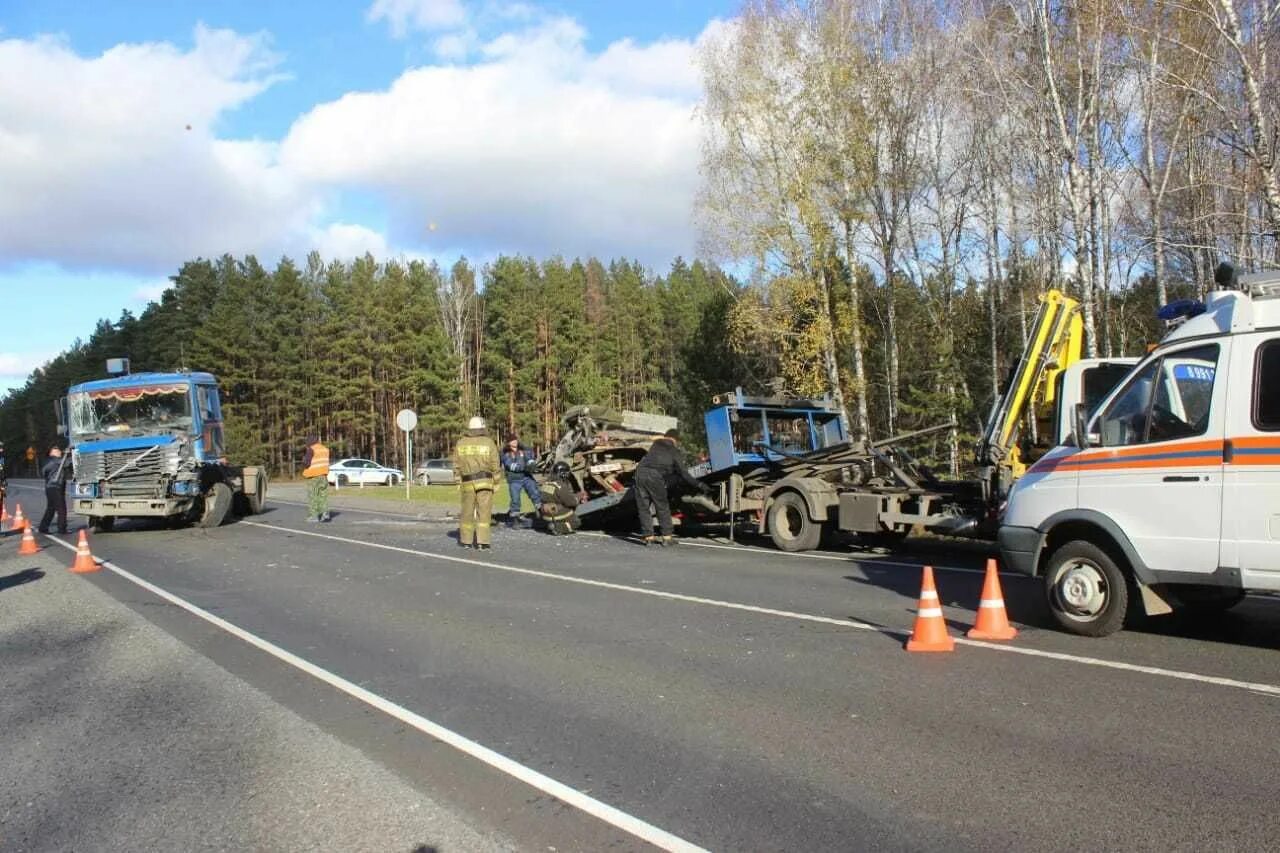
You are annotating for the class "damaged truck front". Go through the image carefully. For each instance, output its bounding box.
[60,370,267,531]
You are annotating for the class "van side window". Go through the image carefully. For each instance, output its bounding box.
[1097,361,1158,447]
[1255,340,1280,430]
[1096,344,1220,446]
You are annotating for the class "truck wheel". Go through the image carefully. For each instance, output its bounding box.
[199,482,233,528]
[1174,585,1246,614]
[1043,539,1129,637]
[91,516,115,533]
[767,491,821,552]
[247,474,266,514]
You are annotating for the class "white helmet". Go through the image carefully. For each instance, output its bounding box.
[467,416,486,430]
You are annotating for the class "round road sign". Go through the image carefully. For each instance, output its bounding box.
[396,409,418,432]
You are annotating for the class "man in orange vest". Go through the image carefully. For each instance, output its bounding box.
[301,435,331,522]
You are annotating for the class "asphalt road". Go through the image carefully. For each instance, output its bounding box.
[3,479,1279,851]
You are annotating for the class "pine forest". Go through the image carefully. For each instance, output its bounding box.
[4,0,1279,476]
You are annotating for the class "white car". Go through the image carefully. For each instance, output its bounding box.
[327,458,402,487]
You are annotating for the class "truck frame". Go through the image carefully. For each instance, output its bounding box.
[700,290,1137,551]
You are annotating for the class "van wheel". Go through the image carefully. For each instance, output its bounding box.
[767,491,820,552]
[1043,539,1129,637]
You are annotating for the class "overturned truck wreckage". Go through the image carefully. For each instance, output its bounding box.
[538,405,714,527]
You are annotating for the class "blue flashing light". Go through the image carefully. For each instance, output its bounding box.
[1157,299,1206,322]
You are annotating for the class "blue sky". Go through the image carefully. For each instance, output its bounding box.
[0,0,737,392]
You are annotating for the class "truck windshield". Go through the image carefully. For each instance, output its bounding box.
[68,384,193,437]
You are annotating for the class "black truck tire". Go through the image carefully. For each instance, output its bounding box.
[247,474,266,515]
[767,491,821,553]
[1043,539,1130,637]
[90,516,115,533]
[199,482,233,528]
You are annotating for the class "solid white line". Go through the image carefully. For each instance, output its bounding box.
[43,535,707,853]
[237,521,1280,698]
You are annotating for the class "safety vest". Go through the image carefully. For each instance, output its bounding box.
[302,443,330,479]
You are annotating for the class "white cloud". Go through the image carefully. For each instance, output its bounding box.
[0,25,320,272]
[133,283,170,303]
[0,13,720,277]
[311,222,390,259]
[281,16,712,264]
[0,351,53,380]
[367,0,468,37]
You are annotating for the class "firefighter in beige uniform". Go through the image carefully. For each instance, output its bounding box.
[452,416,503,550]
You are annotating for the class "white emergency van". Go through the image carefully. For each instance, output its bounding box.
[999,269,1280,636]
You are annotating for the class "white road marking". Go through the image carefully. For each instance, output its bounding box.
[237,521,1280,698]
[42,535,707,853]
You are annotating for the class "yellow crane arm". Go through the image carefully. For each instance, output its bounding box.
[978,289,1083,480]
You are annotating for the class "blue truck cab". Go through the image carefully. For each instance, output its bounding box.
[63,370,265,529]
[703,387,847,474]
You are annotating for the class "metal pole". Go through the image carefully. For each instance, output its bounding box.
[405,432,412,501]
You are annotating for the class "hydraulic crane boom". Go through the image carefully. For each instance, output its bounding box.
[976,289,1083,500]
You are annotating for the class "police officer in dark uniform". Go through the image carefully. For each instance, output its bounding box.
[634,429,711,546]
[38,446,71,534]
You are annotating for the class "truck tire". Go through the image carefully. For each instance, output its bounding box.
[247,474,266,514]
[767,491,821,553]
[1043,539,1129,637]
[90,516,115,533]
[233,474,267,516]
[199,482,233,528]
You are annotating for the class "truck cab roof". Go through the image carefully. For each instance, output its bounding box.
[68,371,216,394]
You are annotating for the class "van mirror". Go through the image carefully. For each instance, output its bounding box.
[1071,404,1092,449]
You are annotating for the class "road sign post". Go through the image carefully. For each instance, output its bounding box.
[396,409,418,501]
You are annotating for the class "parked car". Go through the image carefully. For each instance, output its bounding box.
[327,458,402,487]
[415,458,456,485]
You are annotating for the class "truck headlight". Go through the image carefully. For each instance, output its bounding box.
[74,482,98,498]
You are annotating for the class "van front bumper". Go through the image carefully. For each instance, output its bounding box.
[998,525,1044,577]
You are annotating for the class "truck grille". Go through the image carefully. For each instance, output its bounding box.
[78,446,179,498]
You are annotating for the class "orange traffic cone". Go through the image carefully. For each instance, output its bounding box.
[70,530,100,574]
[17,523,40,555]
[11,503,27,531]
[967,558,1018,640]
[906,565,954,652]
[0,502,9,531]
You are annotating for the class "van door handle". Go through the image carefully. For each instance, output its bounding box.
[1162,475,1200,482]
[1223,439,1234,464]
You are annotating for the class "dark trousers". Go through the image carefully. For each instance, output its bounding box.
[634,470,672,537]
[39,486,67,533]
[507,476,542,516]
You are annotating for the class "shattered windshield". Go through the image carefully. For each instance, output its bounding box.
[69,383,193,438]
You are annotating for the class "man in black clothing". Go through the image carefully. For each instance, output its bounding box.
[538,462,583,535]
[38,446,71,535]
[634,428,711,546]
